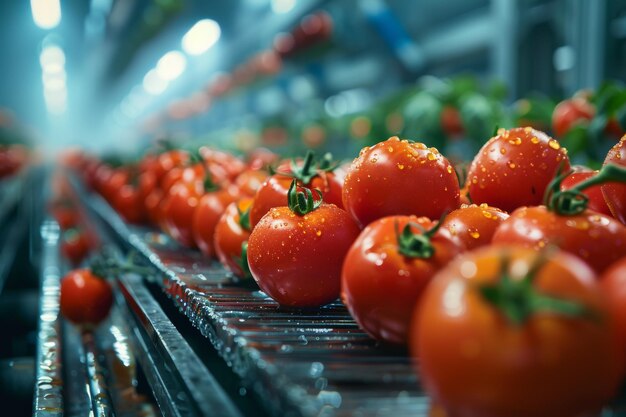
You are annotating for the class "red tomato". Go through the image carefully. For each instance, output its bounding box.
[214,199,253,277]
[246,148,279,171]
[440,106,464,137]
[601,258,626,355]
[249,155,343,227]
[101,168,130,204]
[60,269,113,326]
[145,188,165,227]
[50,202,80,230]
[200,147,246,181]
[161,177,208,248]
[341,215,460,345]
[153,150,189,181]
[602,136,626,223]
[112,183,145,224]
[492,205,626,274]
[235,169,269,197]
[191,185,240,258]
[466,127,570,212]
[439,204,509,251]
[552,98,595,137]
[561,170,612,216]
[414,246,623,417]
[60,228,93,266]
[0,145,27,178]
[342,137,460,228]
[247,185,361,307]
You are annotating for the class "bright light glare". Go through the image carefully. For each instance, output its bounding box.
[271,0,296,14]
[31,0,62,29]
[143,70,169,95]
[155,51,186,81]
[182,19,221,55]
[43,76,66,92]
[40,45,65,73]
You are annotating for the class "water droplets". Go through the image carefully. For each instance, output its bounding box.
[548,140,560,150]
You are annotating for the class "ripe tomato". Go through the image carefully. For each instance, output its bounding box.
[439,204,509,251]
[552,98,595,137]
[440,105,464,137]
[341,215,460,345]
[466,127,570,212]
[247,182,361,308]
[601,258,626,355]
[113,182,145,224]
[153,149,189,181]
[60,269,113,326]
[235,169,269,197]
[161,176,208,247]
[101,168,130,204]
[214,198,253,278]
[0,145,27,178]
[492,205,626,274]
[61,228,93,266]
[246,148,279,171]
[602,136,626,223]
[200,147,246,181]
[191,185,240,258]
[249,152,343,227]
[50,201,80,230]
[561,169,612,216]
[342,137,460,228]
[413,246,623,417]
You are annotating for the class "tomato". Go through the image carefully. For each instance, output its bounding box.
[60,269,113,326]
[234,169,269,197]
[60,228,93,266]
[561,170,612,216]
[246,148,279,170]
[200,147,246,181]
[247,182,361,307]
[0,145,27,178]
[214,198,253,278]
[466,127,570,213]
[161,176,208,247]
[552,98,595,137]
[145,188,165,227]
[249,152,343,227]
[601,258,626,355]
[191,185,240,258]
[440,106,464,137]
[413,246,623,417]
[602,136,626,223]
[112,182,145,224]
[341,215,460,345]
[50,201,80,230]
[342,137,460,228]
[101,168,130,204]
[439,204,509,251]
[153,149,189,181]
[492,205,626,274]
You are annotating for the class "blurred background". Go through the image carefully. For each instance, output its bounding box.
[1,0,626,160]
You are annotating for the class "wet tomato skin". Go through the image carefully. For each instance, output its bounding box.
[341,216,460,345]
[214,199,253,277]
[552,98,595,137]
[247,204,361,308]
[561,170,612,217]
[161,179,206,248]
[191,185,240,258]
[466,127,570,213]
[602,136,626,224]
[414,246,623,417]
[601,258,626,355]
[492,206,626,275]
[60,269,113,326]
[439,204,509,251]
[342,137,460,228]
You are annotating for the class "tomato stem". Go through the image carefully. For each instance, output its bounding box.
[287,179,323,216]
[237,205,251,231]
[395,220,441,259]
[478,251,593,325]
[237,241,253,280]
[546,163,626,215]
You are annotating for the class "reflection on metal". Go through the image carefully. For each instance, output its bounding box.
[82,183,427,417]
[83,331,116,417]
[33,220,64,417]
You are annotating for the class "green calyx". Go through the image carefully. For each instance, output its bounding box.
[189,149,218,192]
[395,220,442,259]
[478,252,592,325]
[236,205,251,231]
[287,179,323,216]
[546,162,626,215]
[274,150,338,184]
[234,241,253,280]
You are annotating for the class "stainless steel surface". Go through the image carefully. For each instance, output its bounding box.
[84,331,117,417]
[0,174,28,294]
[116,273,243,417]
[33,220,64,417]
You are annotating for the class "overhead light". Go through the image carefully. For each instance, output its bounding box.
[271,0,296,14]
[40,45,65,73]
[182,19,221,56]
[143,70,169,95]
[31,0,62,29]
[43,74,66,92]
[155,51,186,81]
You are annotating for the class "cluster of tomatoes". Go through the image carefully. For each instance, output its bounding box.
[64,126,626,417]
[0,144,29,179]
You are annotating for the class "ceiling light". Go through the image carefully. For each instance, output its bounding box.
[271,0,296,14]
[40,45,65,73]
[155,51,186,81]
[143,70,169,95]
[31,0,62,29]
[182,19,221,56]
